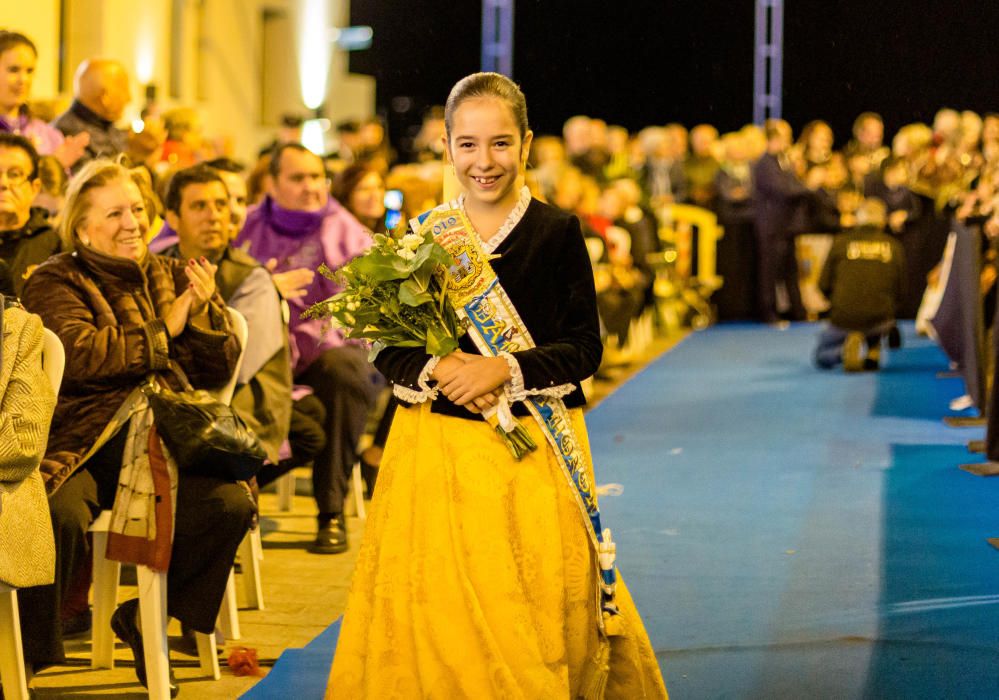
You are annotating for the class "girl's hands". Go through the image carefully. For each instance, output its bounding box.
[436,352,511,408]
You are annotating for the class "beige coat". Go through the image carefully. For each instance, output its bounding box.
[0,306,56,588]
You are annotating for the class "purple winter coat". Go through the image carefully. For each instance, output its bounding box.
[234,195,371,374]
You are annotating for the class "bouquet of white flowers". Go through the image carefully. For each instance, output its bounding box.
[306,228,536,460]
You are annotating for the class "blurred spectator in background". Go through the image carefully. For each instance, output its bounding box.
[604,124,633,181]
[51,59,131,169]
[564,115,607,179]
[753,118,810,323]
[933,108,962,147]
[33,154,67,222]
[982,113,999,163]
[0,31,88,170]
[384,163,442,222]
[236,143,380,555]
[816,198,905,371]
[246,153,273,206]
[608,177,659,302]
[796,120,834,169]
[333,119,361,162]
[356,117,391,173]
[867,156,920,233]
[160,107,203,169]
[333,162,387,234]
[741,123,768,161]
[638,126,687,207]
[0,133,60,295]
[528,135,566,200]
[205,157,250,234]
[685,123,720,208]
[714,131,759,319]
[412,106,446,163]
[259,113,304,159]
[845,112,889,172]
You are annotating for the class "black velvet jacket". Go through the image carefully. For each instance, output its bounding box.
[375,198,602,420]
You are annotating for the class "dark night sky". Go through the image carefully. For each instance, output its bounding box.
[349,0,999,147]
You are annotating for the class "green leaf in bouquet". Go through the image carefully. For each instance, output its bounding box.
[409,240,452,272]
[351,251,413,281]
[425,324,459,357]
[399,278,434,307]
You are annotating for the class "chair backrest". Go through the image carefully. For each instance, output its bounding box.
[214,307,248,405]
[41,328,65,396]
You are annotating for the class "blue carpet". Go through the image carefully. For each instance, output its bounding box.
[240,620,340,699]
[246,322,999,699]
[588,322,999,699]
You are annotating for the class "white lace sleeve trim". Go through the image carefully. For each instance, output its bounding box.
[498,351,576,402]
[393,356,441,403]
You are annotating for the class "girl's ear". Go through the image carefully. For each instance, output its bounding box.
[521,130,534,167]
[441,134,451,165]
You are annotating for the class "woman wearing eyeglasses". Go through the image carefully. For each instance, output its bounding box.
[0,133,62,296]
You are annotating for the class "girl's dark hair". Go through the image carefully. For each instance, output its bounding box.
[444,72,528,141]
[0,30,37,57]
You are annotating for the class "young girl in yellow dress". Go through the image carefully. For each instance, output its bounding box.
[326,72,667,699]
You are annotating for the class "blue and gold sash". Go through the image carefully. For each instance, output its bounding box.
[413,204,621,635]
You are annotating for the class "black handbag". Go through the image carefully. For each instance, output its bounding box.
[143,363,266,482]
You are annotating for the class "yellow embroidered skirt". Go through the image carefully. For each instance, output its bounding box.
[326,402,667,699]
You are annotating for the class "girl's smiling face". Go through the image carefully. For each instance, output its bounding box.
[445,96,532,211]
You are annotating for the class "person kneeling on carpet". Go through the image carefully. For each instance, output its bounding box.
[814,198,905,371]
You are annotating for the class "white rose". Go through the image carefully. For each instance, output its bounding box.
[401,233,423,251]
[398,247,416,260]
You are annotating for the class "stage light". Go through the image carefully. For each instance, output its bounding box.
[135,44,154,85]
[297,0,331,111]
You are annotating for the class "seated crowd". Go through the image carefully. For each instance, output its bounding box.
[3,23,999,695]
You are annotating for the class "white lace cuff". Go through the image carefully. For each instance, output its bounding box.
[499,352,576,402]
[393,356,441,403]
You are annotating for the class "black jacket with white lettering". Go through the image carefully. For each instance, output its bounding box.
[819,225,906,331]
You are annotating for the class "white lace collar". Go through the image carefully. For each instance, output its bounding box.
[457,186,532,254]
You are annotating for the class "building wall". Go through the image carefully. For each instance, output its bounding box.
[1,0,374,164]
[0,1,61,95]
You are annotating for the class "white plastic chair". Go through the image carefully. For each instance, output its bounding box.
[90,308,249,695]
[0,328,64,700]
[41,328,66,394]
[215,308,248,643]
[344,462,367,521]
[0,581,29,700]
[276,469,296,512]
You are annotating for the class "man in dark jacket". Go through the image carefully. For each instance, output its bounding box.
[0,133,61,296]
[51,60,132,169]
[752,119,811,323]
[815,198,906,371]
